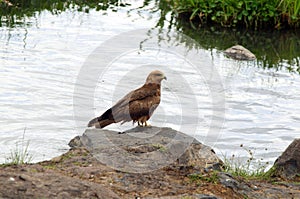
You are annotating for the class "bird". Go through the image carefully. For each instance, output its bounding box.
[88,70,167,128]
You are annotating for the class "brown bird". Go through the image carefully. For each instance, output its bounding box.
[88,70,167,128]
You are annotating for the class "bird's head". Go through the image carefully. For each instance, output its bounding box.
[146,70,167,84]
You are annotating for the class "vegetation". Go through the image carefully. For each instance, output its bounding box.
[152,143,167,152]
[164,0,300,29]
[188,171,219,184]
[222,144,271,179]
[188,145,274,183]
[5,128,33,165]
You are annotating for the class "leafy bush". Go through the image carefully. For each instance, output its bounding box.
[168,0,300,29]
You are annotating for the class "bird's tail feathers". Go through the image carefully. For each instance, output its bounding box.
[87,117,99,127]
[87,108,115,128]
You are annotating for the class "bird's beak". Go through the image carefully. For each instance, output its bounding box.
[163,76,167,80]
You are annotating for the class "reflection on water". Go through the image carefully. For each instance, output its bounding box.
[154,0,300,73]
[185,26,300,73]
[0,2,300,168]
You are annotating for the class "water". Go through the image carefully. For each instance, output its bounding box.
[1,3,300,168]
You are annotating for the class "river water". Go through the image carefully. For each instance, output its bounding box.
[1,3,300,169]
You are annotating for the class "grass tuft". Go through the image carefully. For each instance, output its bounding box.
[5,127,33,165]
[188,171,219,184]
[222,144,270,179]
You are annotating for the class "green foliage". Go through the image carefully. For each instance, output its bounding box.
[188,171,219,184]
[166,0,300,29]
[5,128,33,165]
[222,144,270,179]
[1,0,299,28]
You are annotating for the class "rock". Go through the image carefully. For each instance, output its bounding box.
[0,168,120,199]
[224,45,256,60]
[194,194,220,199]
[72,126,223,173]
[218,172,251,191]
[272,138,300,180]
[68,135,82,148]
[1,127,300,198]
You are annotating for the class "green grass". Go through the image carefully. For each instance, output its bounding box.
[188,171,219,184]
[4,128,33,165]
[164,0,300,29]
[221,144,271,179]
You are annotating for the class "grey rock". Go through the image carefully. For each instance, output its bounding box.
[272,138,300,180]
[218,172,252,193]
[68,135,82,148]
[224,45,256,60]
[194,194,220,199]
[73,126,223,173]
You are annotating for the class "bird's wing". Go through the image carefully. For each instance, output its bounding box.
[110,84,160,122]
[112,84,158,109]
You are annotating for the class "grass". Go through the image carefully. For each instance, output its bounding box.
[163,0,300,29]
[4,128,33,165]
[221,144,271,179]
[187,144,275,186]
[188,171,219,184]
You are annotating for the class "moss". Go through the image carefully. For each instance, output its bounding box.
[151,143,167,152]
[42,164,57,170]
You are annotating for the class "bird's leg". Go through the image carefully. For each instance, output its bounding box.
[145,121,151,127]
[144,121,151,127]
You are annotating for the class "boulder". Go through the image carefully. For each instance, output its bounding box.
[70,126,223,173]
[224,45,256,60]
[272,138,300,180]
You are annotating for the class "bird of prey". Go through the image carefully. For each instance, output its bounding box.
[88,70,167,128]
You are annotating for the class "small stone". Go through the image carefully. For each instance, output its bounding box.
[68,136,82,148]
[9,177,15,182]
[224,45,256,60]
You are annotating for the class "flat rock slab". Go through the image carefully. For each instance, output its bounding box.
[71,126,222,173]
